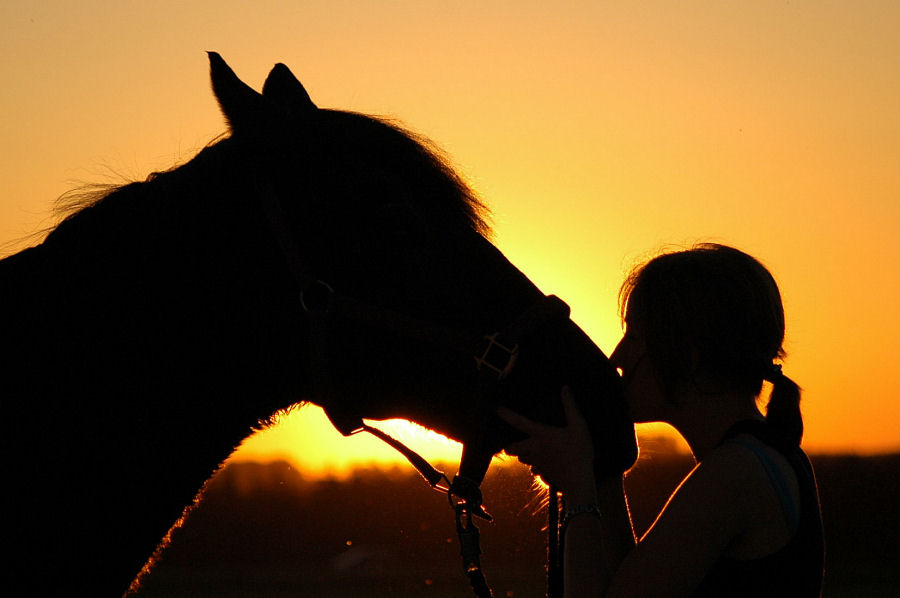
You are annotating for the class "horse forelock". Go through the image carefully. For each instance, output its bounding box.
[283,109,492,239]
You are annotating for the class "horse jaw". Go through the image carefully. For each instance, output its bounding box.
[322,403,493,487]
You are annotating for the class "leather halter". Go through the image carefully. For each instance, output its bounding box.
[256,173,570,437]
[256,177,571,597]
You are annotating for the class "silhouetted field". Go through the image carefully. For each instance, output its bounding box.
[134,451,899,597]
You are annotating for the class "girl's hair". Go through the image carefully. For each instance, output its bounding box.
[619,244,803,445]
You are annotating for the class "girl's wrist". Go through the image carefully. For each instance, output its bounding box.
[594,475,627,513]
[596,474,625,492]
[562,469,599,505]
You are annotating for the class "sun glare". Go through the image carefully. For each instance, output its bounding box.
[233,404,477,479]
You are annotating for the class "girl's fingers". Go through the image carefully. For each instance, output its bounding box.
[499,385,582,435]
[560,385,586,427]
[496,406,545,435]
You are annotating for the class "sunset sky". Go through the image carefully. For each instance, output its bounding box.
[1,2,897,475]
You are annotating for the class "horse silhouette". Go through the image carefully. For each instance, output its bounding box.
[0,54,636,597]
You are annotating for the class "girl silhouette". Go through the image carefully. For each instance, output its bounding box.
[500,244,825,597]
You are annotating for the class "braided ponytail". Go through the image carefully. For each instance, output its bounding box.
[764,364,803,446]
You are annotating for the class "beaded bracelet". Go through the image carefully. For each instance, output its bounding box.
[561,503,601,530]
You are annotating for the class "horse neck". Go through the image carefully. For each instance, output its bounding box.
[5,172,308,474]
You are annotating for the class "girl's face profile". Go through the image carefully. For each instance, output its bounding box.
[611,319,668,424]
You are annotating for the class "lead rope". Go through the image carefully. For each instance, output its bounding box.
[359,423,448,488]
[548,486,562,598]
[455,501,493,598]
[356,423,494,597]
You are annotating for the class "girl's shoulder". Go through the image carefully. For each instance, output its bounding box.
[610,435,795,596]
[711,433,801,559]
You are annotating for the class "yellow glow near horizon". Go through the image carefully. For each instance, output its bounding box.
[234,405,469,479]
[1,3,898,471]
[232,405,691,480]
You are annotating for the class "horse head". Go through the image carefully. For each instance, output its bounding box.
[209,52,637,495]
[0,53,638,598]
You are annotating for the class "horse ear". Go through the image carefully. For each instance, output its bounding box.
[208,51,266,133]
[262,63,317,114]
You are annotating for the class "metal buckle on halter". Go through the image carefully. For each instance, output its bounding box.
[299,279,335,313]
[474,332,519,380]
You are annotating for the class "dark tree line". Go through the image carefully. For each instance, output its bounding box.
[134,452,899,597]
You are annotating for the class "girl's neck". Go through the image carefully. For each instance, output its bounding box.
[668,391,764,461]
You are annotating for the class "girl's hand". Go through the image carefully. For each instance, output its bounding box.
[497,386,597,498]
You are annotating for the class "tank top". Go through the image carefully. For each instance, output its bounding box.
[689,420,825,597]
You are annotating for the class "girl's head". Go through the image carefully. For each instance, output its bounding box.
[619,244,803,445]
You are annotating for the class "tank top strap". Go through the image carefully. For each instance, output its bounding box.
[693,420,825,597]
[721,427,800,533]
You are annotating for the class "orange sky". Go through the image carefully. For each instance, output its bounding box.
[1,2,898,475]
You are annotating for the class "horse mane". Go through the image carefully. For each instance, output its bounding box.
[49,111,491,243]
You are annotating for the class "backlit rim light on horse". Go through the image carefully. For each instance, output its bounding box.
[235,404,471,479]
